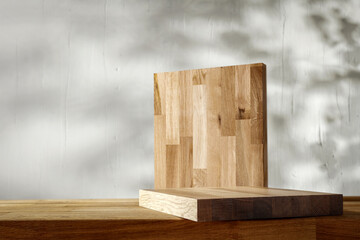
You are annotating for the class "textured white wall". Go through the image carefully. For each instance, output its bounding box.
[0,0,359,199]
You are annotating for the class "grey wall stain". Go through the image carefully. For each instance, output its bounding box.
[0,0,359,199]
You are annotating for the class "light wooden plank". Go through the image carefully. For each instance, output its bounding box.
[250,65,264,144]
[139,187,343,222]
[235,65,251,119]
[179,70,193,137]
[165,72,180,145]
[205,68,221,187]
[154,73,166,115]
[191,69,206,85]
[143,188,265,200]
[180,137,193,187]
[220,136,236,187]
[139,190,198,221]
[193,169,207,187]
[145,188,222,199]
[193,85,207,169]
[154,115,166,188]
[222,186,332,196]
[250,144,264,187]
[166,145,181,188]
[221,66,236,136]
[235,120,251,186]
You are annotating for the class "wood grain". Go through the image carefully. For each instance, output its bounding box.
[166,145,181,187]
[0,199,358,240]
[235,65,251,119]
[154,74,162,115]
[220,136,236,186]
[193,169,207,187]
[250,64,264,144]
[139,187,343,222]
[154,63,267,188]
[191,69,206,85]
[236,119,251,186]
[154,73,166,115]
[139,190,198,221]
[205,68,221,187]
[165,72,180,145]
[179,70,193,137]
[193,85,207,169]
[180,137,193,187]
[221,66,236,136]
[154,115,166,188]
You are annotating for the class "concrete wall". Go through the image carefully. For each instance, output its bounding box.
[0,0,359,199]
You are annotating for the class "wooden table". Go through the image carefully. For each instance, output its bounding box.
[0,198,359,240]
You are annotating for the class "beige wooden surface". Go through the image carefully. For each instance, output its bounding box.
[154,63,267,189]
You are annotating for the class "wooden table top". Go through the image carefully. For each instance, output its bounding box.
[0,198,359,240]
[0,199,179,221]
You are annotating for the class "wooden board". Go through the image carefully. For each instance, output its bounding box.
[139,187,343,222]
[0,199,358,240]
[154,63,267,188]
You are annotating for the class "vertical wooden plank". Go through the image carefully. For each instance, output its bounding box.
[154,73,166,115]
[220,136,236,186]
[250,65,264,144]
[221,66,236,136]
[192,69,206,85]
[251,119,263,144]
[235,120,251,186]
[250,144,264,187]
[193,169,207,187]
[179,71,193,137]
[154,74,161,115]
[166,72,180,145]
[235,65,251,119]
[180,137,193,187]
[166,145,181,188]
[206,68,222,187]
[249,63,267,187]
[193,85,207,169]
[154,115,166,188]
[262,64,268,187]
